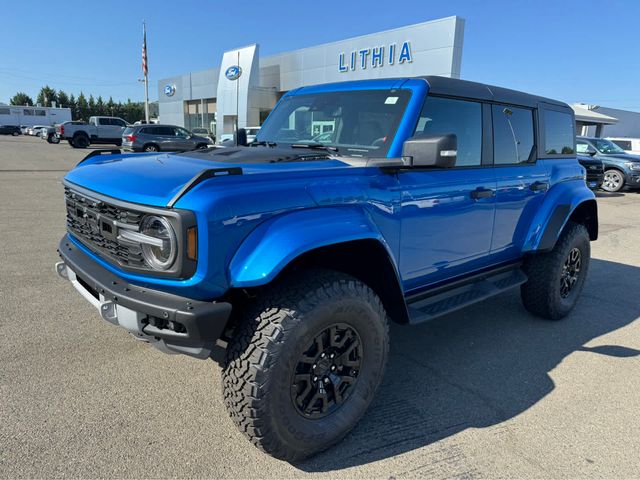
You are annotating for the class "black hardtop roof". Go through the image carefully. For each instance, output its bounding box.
[423,76,570,110]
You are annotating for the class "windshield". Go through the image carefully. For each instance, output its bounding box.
[591,138,626,154]
[256,89,412,157]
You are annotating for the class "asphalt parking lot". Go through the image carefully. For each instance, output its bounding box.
[1,135,639,479]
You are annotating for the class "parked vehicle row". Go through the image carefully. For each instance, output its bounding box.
[577,136,640,192]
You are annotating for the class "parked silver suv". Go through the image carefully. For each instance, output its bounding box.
[122,124,212,152]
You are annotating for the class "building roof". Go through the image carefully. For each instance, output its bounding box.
[571,104,618,125]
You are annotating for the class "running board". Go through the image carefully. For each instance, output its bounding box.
[406,269,528,324]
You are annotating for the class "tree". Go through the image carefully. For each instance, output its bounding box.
[68,94,77,118]
[76,92,89,121]
[88,95,96,117]
[36,85,58,107]
[10,92,34,106]
[106,96,115,117]
[57,90,70,108]
[95,96,106,116]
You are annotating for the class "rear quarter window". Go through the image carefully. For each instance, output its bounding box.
[544,109,575,155]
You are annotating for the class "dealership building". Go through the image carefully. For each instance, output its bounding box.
[157,16,465,136]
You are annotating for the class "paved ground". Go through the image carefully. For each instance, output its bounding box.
[1,135,639,479]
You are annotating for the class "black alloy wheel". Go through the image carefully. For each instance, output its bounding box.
[291,323,362,419]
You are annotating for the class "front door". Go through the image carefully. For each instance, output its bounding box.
[398,96,496,291]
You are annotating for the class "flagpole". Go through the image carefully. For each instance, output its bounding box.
[143,21,150,123]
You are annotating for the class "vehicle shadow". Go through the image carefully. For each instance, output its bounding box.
[595,191,626,198]
[296,258,640,471]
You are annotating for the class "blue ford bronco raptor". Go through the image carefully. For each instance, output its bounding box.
[56,76,597,460]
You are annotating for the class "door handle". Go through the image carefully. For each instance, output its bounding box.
[470,187,495,199]
[530,181,549,192]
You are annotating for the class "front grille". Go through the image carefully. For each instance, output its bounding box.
[65,187,146,268]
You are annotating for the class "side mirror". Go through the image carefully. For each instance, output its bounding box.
[402,134,457,168]
[235,128,248,147]
[585,145,597,156]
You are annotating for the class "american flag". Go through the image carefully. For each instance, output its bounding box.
[142,22,148,76]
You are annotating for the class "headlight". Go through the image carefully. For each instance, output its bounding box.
[139,215,177,270]
[625,162,640,171]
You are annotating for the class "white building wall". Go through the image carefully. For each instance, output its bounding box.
[158,16,465,128]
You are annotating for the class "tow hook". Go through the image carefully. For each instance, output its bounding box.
[100,301,118,325]
[55,261,68,280]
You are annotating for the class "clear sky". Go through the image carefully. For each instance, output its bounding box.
[2,0,639,110]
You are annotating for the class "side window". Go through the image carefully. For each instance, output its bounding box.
[176,127,190,137]
[576,141,591,154]
[97,118,109,125]
[415,96,482,167]
[544,110,575,155]
[611,139,631,150]
[159,127,175,136]
[113,119,126,127]
[492,105,535,164]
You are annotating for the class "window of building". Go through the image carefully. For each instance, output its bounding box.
[544,109,574,155]
[34,109,46,116]
[23,109,33,116]
[0,107,10,115]
[415,96,482,167]
[493,105,535,164]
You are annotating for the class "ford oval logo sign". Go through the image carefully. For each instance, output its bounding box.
[225,65,242,81]
[164,84,176,97]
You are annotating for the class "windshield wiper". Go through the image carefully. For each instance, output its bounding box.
[250,140,277,147]
[291,143,339,152]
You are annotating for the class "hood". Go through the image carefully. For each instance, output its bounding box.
[600,153,640,162]
[63,147,351,207]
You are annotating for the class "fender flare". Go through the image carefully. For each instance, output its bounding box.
[229,207,397,288]
[523,180,597,252]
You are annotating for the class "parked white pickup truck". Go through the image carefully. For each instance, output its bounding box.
[57,116,128,148]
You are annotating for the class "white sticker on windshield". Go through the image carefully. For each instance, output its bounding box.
[385,96,399,105]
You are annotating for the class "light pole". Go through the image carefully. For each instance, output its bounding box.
[138,78,149,123]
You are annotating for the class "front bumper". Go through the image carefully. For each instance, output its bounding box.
[626,172,640,188]
[56,234,232,359]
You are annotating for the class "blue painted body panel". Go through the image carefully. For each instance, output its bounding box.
[62,77,595,304]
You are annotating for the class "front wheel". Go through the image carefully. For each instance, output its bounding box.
[521,222,590,320]
[12,131,19,136]
[222,270,389,461]
[143,144,159,152]
[601,169,625,192]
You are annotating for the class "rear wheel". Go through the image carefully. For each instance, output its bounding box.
[521,222,590,320]
[72,135,89,148]
[601,169,625,192]
[222,270,389,461]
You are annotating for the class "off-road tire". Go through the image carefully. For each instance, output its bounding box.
[521,222,590,320]
[72,134,89,148]
[222,270,389,461]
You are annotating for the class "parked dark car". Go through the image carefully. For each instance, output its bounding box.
[122,124,212,152]
[577,155,604,190]
[0,125,21,136]
[577,136,640,192]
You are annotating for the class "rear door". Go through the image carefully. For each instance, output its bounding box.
[173,127,194,151]
[397,96,497,291]
[490,104,550,259]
